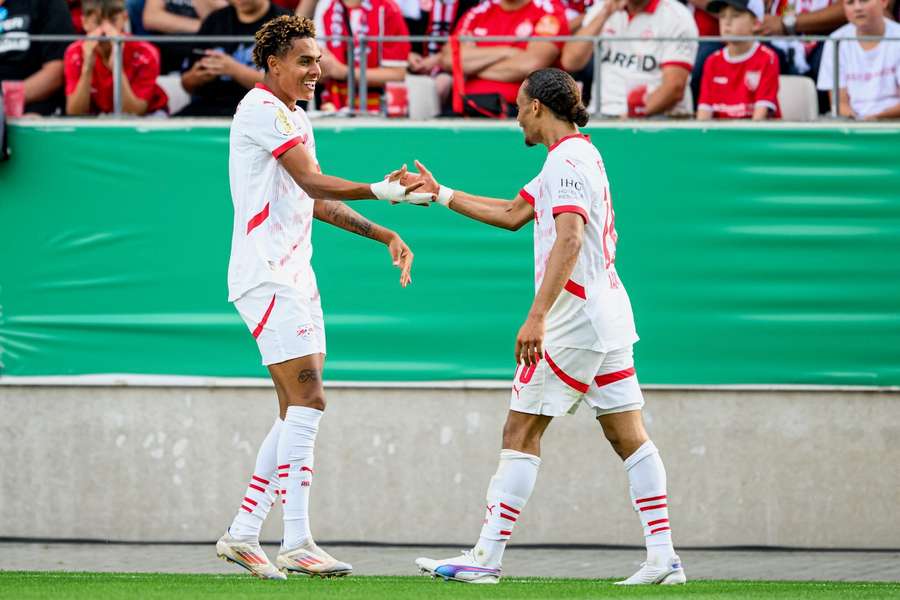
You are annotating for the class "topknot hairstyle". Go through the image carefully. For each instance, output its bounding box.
[253,15,317,71]
[524,68,590,127]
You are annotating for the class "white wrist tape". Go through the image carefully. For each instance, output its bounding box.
[437,185,455,207]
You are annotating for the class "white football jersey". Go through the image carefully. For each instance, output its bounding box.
[520,134,639,352]
[227,83,320,302]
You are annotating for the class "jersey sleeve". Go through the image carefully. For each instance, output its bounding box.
[755,49,780,113]
[545,157,590,223]
[63,43,83,95]
[240,99,310,159]
[519,175,540,206]
[660,11,698,71]
[453,5,481,35]
[128,45,162,102]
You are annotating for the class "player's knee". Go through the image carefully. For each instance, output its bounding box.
[501,419,540,452]
[600,422,631,460]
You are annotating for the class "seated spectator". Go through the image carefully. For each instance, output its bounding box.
[686,0,723,108]
[406,0,480,103]
[177,0,287,116]
[64,0,168,115]
[697,0,781,120]
[0,0,75,115]
[817,0,900,120]
[318,0,410,112]
[561,0,697,118]
[143,0,228,72]
[440,0,569,117]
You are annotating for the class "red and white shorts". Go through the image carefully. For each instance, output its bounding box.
[233,283,325,366]
[510,346,643,417]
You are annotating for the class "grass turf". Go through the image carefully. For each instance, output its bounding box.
[1,573,899,600]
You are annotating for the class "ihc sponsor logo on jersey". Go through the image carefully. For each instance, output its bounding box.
[560,178,583,191]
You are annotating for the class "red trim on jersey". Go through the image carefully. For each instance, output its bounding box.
[553,205,589,224]
[520,188,535,206]
[636,494,667,504]
[500,502,521,514]
[246,202,270,234]
[564,279,586,299]
[252,294,276,339]
[548,133,591,153]
[544,352,590,393]
[594,367,636,387]
[272,137,302,159]
[255,82,275,95]
[627,0,660,20]
[661,61,693,72]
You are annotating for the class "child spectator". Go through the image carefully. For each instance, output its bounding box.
[177,0,287,116]
[318,0,410,112]
[0,0,75,115]
[697,0,780,120]
[64,0,169,114]
[817,0,900,120]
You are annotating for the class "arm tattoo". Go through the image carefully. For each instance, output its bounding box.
[324,200,375,239]
[297,369,319,383]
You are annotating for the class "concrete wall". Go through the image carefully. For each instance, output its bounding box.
[1,384,898,548]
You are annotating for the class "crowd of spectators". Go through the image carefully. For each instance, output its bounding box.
[1,0,899,119]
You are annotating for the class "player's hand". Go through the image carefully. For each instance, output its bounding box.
[372,165,434,205]
[515,314,545,367]
[386,233,414,287]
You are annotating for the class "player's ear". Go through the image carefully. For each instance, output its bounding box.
[267,54,279,76]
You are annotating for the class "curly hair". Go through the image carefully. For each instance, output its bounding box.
[524,68,590,127]
[253,15,317,71]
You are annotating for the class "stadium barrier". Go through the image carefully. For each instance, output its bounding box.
[6,33,900,117]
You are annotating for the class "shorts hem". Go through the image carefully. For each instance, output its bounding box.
[591,402,644,417]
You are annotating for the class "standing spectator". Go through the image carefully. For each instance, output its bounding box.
[0,0,75,115]
[143,0,228,72]
[561,0,698,118]
[64,0,168,114]
[318,0,410,112]
[817,0,900,119]
[440,0,570,117]
[697,0,781,119]
[177,0,287,115]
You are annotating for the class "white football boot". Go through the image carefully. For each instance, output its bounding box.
[216,531,286,580]
[276,540,352,577]
[415,550,501,584]
[615,554,686,585]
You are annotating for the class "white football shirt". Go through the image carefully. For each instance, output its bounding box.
[520,134,639,352]
[227,83,320,302]
[583,0,698,117]
[817,20,900,119]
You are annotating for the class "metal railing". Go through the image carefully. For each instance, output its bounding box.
[5,32,900,118]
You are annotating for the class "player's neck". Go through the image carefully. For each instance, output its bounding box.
[544,124,580,150]
[263,77,299,109]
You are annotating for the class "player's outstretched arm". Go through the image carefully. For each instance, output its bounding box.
[404,160,534,231]
[313,199,415,287]
[515,213,584,367]
[279,144,432,204]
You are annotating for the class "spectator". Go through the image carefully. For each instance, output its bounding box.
[440,0,569,117]
[817,0,900,119]
[561,0,698,118]
[697,0,781,119]
[756,0,847,84]
[0,0,75,115]
[405,0,480,104]
[143,0,228,72]
[64,0,168,114]
[318,0,410,112]
[177,0,287,115]
[686,0,723,108]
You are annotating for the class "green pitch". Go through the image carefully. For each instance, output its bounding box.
[2,573,898,600]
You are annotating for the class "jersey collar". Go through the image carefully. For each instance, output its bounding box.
[254,82,297,111]
[627,0,661,20]
[548,133,591,153]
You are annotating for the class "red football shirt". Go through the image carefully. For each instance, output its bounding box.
[698,43,781,119]
[321,0,411,111]
[454,0,569,103]
[64,40,168,114]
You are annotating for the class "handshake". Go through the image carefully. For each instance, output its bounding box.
[370,160,454,207]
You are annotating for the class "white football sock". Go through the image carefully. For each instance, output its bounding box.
[624,440,675,563]
[473,449,541,568]
[278,405,322,550]
[229,417,282,541]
